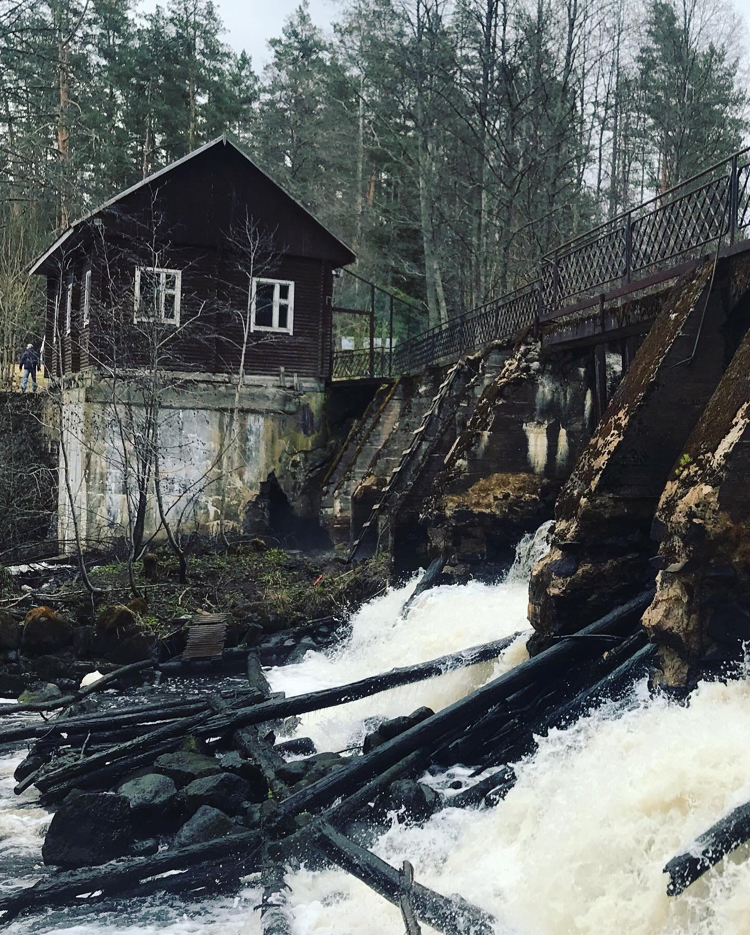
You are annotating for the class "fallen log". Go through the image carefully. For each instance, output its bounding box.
[316,823,496,935]
[0,829,262,922]
[449,766,516,810]
[400,860,422,935]
[272,593,651,823]
[24,686,266,799]
[38,736,186,801]
[12,700,211,745]
[546,638,656,731]
[665,801,750,896]
[401,554,446,616]
[195,632,522,740]
[0,659,155,718]
[260,857,293,935]
[242,655,294,935]
[444,631,655,771]
[23,708,216,797]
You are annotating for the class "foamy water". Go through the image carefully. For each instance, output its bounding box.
[266,577,532,752]
[265,524,548,752]
[5,523,750,934]
[282,677,750,935]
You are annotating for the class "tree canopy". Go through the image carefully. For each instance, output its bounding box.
[0,0,747,351]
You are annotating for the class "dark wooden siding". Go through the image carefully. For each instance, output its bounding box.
[37,141,350,382]
[215,254,327,380]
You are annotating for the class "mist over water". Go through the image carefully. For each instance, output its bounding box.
[4,522,750,934]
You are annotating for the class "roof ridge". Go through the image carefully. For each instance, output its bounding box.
[29,134,355,275]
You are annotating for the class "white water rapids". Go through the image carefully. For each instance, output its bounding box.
[3,523,750,934]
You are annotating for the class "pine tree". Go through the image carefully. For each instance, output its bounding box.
[637,0,747,188]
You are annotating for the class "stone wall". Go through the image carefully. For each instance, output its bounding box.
[528,255,750,654]
[57,373,333,550]
[0,393,57,556]
[421,340,593,576]
[322,338,598,577]
[642,322,750,686]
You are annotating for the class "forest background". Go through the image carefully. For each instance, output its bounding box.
[1,0,749,365]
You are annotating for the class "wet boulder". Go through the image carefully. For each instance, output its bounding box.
[363,707,434,753]
[72,625,94,658]
[21,607,72,655]
[42,791,133,868]
[172,805,242,849]
[93,604,155,664]
[386,779,441,824]
[184,772,249,816]
[117,773,178,824]
[131,838,159,857]
[17,682,63,706]
[218,751,268,802]
[14,752,47,784]
[276,759,311,786]
[153,751,220,787]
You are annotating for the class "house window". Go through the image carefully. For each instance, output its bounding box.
[65,279,73,335]
[82,269,92,327]
[134,267,181,325]
[250,278,294,334]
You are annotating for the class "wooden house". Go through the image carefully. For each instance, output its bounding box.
[30,134,356,385]
[27,136,359,549]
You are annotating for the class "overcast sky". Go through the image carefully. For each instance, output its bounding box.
[217,0,340,67]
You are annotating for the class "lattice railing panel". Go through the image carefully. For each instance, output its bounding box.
[343,147,750,379]
[556,226,627,301]
[332,348,390,381]
[737,162,750,234]
[631,177,730,271]
[390,282,540,374]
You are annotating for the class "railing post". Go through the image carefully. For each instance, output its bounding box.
[729,153,739,245]
[625,212,633,283]
[369,283,375,378]
[551,258,560,311]
[535,279,543,334]
[389,294,394,377]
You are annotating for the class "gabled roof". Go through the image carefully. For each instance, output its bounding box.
[29,134,356,275]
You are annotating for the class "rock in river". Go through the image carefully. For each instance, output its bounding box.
[42,791,133,868]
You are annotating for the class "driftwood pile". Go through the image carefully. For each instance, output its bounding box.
[0,590,656,930]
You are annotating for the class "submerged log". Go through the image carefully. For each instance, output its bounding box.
[272,594,651,823]
[195,632,522,740]
[0,829,262,922]
[0,659,155,718]
[316,823,496,935]
[665,801,750,896]
[401,554,446,616]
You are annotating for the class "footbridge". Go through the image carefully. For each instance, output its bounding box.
[332,147,750,382]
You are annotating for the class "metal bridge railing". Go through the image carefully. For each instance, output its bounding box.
[334,145,750,380]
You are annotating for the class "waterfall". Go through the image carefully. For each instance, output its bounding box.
[266,532,542,752]
[507,519,554,583]
[4,523,750,934]
[282,679,750,935]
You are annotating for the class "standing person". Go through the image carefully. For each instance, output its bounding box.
[19,344,41,394]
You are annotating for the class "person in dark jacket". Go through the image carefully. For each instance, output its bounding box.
[19,344,41,393]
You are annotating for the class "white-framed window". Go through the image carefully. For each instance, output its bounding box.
[82,268,92,327]
[65,278,73,335]
[250,278,294,334]
[134,267,181,325]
